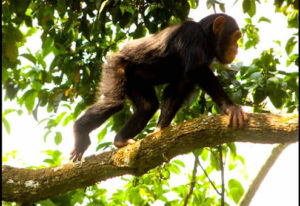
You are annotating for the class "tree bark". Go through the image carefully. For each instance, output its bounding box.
[2,113,298,204]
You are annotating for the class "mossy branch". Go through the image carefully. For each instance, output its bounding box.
[2,113,298,204]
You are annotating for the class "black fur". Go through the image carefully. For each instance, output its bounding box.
[70,14,242,161]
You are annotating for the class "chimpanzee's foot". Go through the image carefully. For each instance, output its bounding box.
[114,138,135,148]
[70,135,91,162]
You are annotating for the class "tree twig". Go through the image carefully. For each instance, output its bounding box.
[239,143,291,206]
[184,152,198,206]
[218,146,225,206]
[196,155,221,195]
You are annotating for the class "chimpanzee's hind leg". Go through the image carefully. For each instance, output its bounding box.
[70,55,126,161]
[114,83,159,148]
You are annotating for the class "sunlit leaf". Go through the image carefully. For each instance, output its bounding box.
[228,179,244,204]
[96,142,112,151]
[242,0,256,17]
[43,130,51,142]
[285,37,297,55]
[169,164,181,175]
[3,118,11,134]
[172,159,185,168]
[24,90,37,113]
[20,53,36,64]
[97,126,108,143]
[54,132,63,145]
[258,16,271,23]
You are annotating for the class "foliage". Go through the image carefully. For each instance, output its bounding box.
[2,0,298,205]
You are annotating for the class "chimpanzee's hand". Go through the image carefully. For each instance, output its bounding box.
[223,104,248,128]
[70,131,91,162]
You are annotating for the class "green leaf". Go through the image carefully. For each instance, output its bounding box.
[96,142,112,151]
[227,143,237,157]
[24,90,37,113]
[273,40,281,46]
[228,160,237,171]
[119,12,132,28]
[17,110,23,115]
[258,17,271,23]
[42,37,54,57]
[44,130,51,142]
[268,88,287,108]
[3,109,15,116]
[188,0,199,9]
[14,0,30,16]
[201,149,209,161]
[210,152,220,171]
[145,20,158,33]
[97,126,108,143]
[2,68,9,82]
[32,103,39,121]
[253,86,267,104]
[219,3,225,12]
[36,51,47,69]
[287,10,299,28]
[99,0,109,15]
[53,93,63,113]
[31,80,42,90]
[177,0,190,20]
[25,27,38,37]
[57,0,67,18]
[54,132,63,145]
[284,74,298,91]
[274,0,284,8]
[249,72,262,81]
[20,53,37,64]
[52,150,62,159]
[172,185,188,196]
[55,112,67,124]
[62,115,73,127]
[237,155,246,165]
[169,164,181,175]
[43,159,55,164]
[266,77,280,90]
[242,0,256,17]
[286,54,298,67]
[228,179,244,204]
[38,199,57,206]
[3,41,18,63]
[231,89,243,104]
[132,24,146,39]
[161,169,171,179]
[285,37,297,55]
[3,118,11,134]
[193,148,203,156]
[172,159,185,168]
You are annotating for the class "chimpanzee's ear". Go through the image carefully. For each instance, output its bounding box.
[213,16,225,35]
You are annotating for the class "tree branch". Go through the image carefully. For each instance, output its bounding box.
[197,155,221,195]
[219,146,225,206]
[2,113,298,204]
[184,152,198,206]
[239,143,291,206]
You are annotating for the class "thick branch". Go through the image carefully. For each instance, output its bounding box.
[2,113,298,203]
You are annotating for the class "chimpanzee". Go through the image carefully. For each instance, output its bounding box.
[70,14,248,162]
